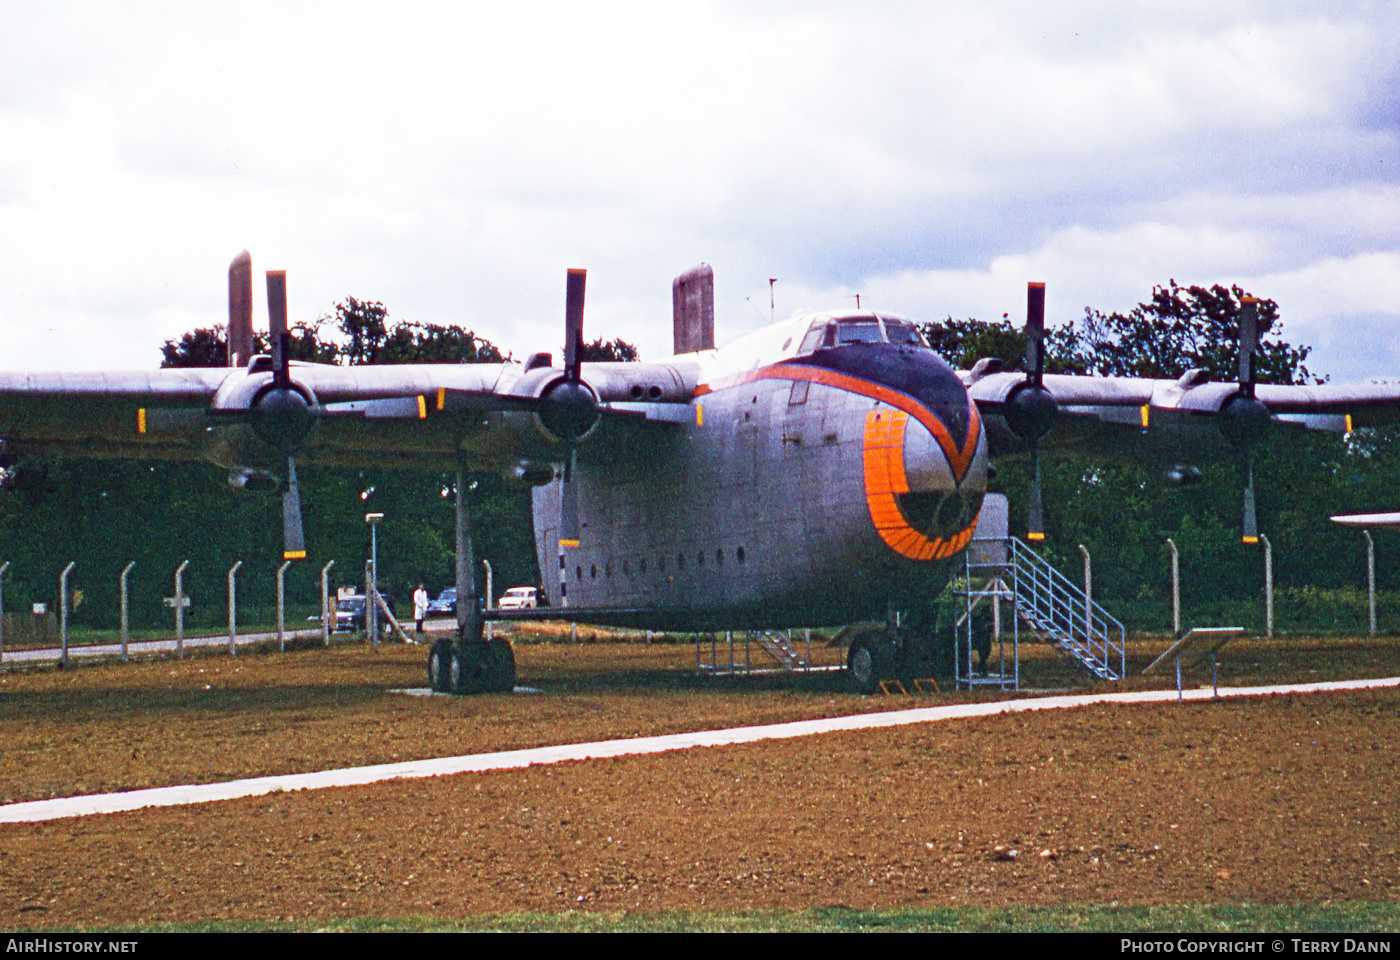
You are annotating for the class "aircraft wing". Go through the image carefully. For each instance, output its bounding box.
[968,370,1400,442]
[956,286,1400,541]
[1331,512,1400,531]
[0,358,701,469]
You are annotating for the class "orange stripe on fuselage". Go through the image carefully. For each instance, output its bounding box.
[696,364,981,483]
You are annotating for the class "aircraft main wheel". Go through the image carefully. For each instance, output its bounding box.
[427,639,452,693]
[486,640,516,693]
[449,640,489,695]
[848,637,894,695]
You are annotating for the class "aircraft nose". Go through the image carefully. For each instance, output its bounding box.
[899,416,987,540]
[863,401,987,561]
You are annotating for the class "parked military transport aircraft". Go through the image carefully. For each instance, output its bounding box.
[2,252,1398,694]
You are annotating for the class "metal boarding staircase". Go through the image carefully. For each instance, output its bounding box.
[1001,537,1125,681]
[957,495,1125,686]
[697,629,817,675]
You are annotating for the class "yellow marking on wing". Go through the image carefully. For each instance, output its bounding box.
[417,395,427,419]
[696,404,703,427]
[137,408,146,434]
[558,538,580,548]
[1140,405,1150,428]
[1346,413,1353,435]
[437,387,446,411]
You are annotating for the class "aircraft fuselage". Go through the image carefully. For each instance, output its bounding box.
[531,315,989,631]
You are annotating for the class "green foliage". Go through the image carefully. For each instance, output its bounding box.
[159,298,506,368]
[919,316,1084,373]
[1073,281,1317,384]
[578,337,639,362]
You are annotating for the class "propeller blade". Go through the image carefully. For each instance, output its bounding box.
[1010,281,1054,540]
[1025,281,1046,388]
[1239,296,1259,398]
[564,268,586,381]
[266,270,290,389]
[283,454,307,560]
[558,447,580,548]
[1242,451,1258,544]
[228,251,253,368]
[1027,439,1045,542]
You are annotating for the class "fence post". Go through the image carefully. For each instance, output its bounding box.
[483,559,493,640]
[0,560,9,671]
[277,560,291,652]
[227,561,242,656]
[1078,544,1092,645]
[60,561,75,668]
[321,560,335,646]
[1166,538,1180,637]
[364,559,374,647]
[174,560,189,658]
[120,561,135,662]
[1259,534,1273,638]
[1364,530,1377,637]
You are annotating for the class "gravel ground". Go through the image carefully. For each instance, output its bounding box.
[1,633,1397,927]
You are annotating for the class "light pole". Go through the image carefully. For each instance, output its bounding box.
[366,512,383,648]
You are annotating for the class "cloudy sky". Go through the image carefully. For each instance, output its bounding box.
[1,1,1397,381]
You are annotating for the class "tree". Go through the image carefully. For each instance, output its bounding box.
[1072,281,1316,385]
[159,298,507,369]
[578,337,639,362]
[160,326,241,368]
[918,316,1085,373]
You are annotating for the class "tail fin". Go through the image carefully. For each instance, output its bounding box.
[671,264,714,355]
[227,250,254,367]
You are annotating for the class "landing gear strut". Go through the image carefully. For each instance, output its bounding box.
[425,461,517,695]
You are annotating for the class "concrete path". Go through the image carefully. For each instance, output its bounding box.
[2,674,1396,825]
[0,618,462,665]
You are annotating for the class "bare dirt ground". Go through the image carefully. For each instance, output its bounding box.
[1,631,1398,927]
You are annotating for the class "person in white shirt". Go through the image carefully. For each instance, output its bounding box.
[413,584,429,634]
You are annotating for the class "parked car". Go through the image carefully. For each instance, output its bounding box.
[426,588,457,616]
[497,586,538,610]
[333,593,397,633]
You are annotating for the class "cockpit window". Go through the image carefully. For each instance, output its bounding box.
[798,322,833,354]
[883,319,927,347]
[836,318,883,345]
[795,315,929,354]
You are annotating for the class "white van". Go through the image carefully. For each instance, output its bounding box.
[497,586,538,610]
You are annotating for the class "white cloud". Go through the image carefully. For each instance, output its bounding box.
[0,1,1395,374]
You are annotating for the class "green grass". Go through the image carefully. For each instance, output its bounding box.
[23,902,1400,934]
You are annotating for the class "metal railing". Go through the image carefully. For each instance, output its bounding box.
[1005,537,1125,681]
